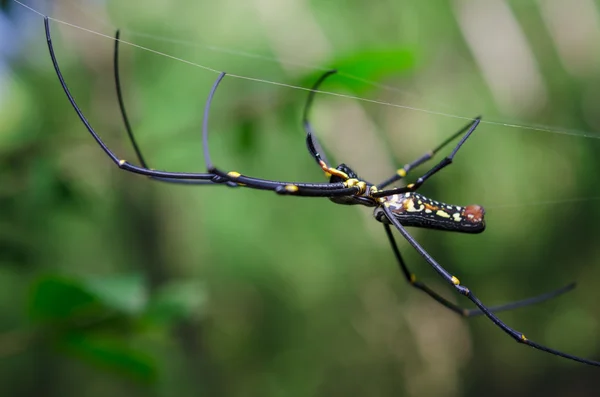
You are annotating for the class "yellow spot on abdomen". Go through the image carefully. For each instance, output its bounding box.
[436,210,451,218]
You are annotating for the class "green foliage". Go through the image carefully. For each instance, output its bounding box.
[2,1,600,397]
[61,332,157,382]
[25,274,206,383]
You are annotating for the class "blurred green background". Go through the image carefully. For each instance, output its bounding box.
[2,0,600,396]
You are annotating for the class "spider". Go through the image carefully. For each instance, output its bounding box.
[43,16,599,367]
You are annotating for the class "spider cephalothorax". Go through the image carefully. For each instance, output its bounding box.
[44,15,599,367]
[327,164,377,206]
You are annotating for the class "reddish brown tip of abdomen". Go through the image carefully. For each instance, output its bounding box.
[464,205,485,223]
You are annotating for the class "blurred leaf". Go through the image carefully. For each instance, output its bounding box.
[61,332,158,382]
[29,275,99,323]
[331,48,416,80]
[83,274,148,316]
[29,274,148,324]
[300,48,416,94]
[145,279,207,325]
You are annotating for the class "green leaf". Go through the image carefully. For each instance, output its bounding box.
[61,332,158,382]
[331,48,416,82]
[29,274,148,324]
[29,275,99,322]
[300,47,416,94]
[83,274,148,315]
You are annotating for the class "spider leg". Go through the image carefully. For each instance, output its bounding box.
[372,117,480,198]
[383,224,575,316]
[201,71,365,197]
[381,205,600,366]
[376,117,481,190]
[302,70,336,172]
[45,18,358,197]
[113,30,238,187]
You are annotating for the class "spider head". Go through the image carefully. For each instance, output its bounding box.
[329,163,359,183]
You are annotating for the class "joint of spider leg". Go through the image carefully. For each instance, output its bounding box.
[345,178,358,187]
[409,178,425,190]
[396,168,407,178]
[369,186,387,203]
[410,273,417,284]
[520,334,528,342]
[227,171,241,178]
[118,159,126,168]
[319,160,349,180]
[343,178,368,196]
[451,276,471,296]
[357,181,367,195]
[462,309,469,317]
[212,175,227,183]
[284,184,299,193]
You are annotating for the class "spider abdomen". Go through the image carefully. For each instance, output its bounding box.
[373,193,485,233]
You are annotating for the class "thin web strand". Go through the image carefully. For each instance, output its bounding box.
[486,196,600,210]
[14,0,600,207]
[14,0,600,140]
[58,0,467,113]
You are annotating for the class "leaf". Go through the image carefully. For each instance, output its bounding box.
[331,48,416,83]
[61,332,158,382]
[83,274,148,315]
[300,47,417,94]
[29,276,99,323]
[29,274,148,324]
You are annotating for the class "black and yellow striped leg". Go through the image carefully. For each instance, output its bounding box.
[383,224,575,316]
[376,117,481,190]
[372,117,481,198]
[381,205,600,366]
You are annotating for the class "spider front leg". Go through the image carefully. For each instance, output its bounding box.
[376,117,481,190]
[381,204,600,367]
[372,117,480,198]
[301,70,359,181]
[383,224,575,316]
[201,72,365,198]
